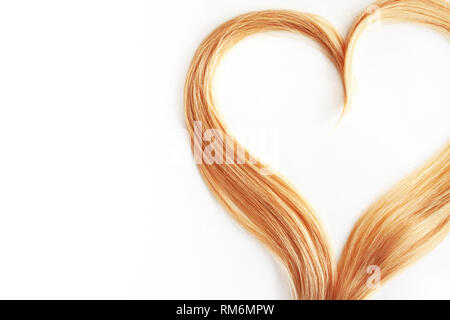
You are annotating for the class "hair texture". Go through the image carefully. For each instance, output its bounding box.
[184,0,450,300]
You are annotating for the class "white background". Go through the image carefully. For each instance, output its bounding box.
[0,0,448,299]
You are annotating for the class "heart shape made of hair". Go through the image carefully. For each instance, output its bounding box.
[184,0,449,300]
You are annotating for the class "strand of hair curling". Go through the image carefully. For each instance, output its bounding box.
[334,0,450,300]
[184,10,345,300]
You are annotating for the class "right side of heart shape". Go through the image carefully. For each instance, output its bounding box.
[332,0,450,300]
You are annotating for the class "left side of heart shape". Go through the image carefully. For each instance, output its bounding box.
[184,10,345,300]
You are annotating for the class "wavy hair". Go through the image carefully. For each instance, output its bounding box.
[184,0,449,299]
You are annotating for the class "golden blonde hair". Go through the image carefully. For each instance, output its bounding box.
[184,0,449,300]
